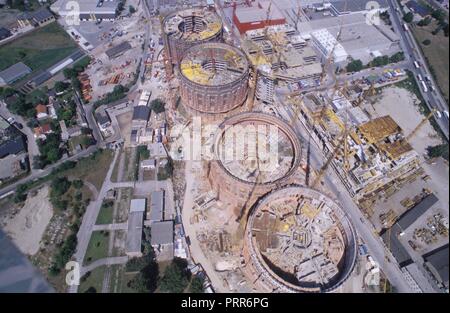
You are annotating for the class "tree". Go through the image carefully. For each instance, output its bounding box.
[403,12,414,23]
[427,144,449,161]
[159,258,190,293]
[55,81,70,93]
[431,9,446,23]
[73,179,84,189]
[150,99,165,113]
[129,5,136,14]
[418,17,432,27]
[189,275,204,293]
[51,177,71,197]
[422,39,431,46]
[346,59,364,72]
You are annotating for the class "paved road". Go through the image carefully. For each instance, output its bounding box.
[388,0,449,139]
[81,256,129,277]
[277,99,413,293]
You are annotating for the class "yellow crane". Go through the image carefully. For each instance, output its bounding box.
[406,109,438,142]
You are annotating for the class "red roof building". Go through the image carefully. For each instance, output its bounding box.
[233,1,286,34]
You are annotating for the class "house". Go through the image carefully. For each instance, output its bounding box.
[125,199,146,258]
[0,27,12,41]
[0,63,32,86]
[0,136,27,159]
[35,104,48,119]
[141,159,157,170]
[148,142,168,158]
[33,124,53,140]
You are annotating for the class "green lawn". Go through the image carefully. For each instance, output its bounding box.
[78,266,106,293]
[96,201,114,225]
[83,231,110,265]
[0,22,77,73]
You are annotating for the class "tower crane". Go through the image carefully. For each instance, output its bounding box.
[406,109,438,142]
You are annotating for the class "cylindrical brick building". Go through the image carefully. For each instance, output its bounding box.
[179,43,250,117]
[162,8,223,72]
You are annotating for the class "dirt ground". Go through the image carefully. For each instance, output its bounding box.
[366,86,442,155]
[117,111,133,147]
[2,186,53,255]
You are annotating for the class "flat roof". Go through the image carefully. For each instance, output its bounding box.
[423,244,449,287]
[125,211,144,254]
[130,198,146,213]
[52,0,119,14]
[132,106,151,121]
[151,220,173,246]
[0,62,32,84]
[397,194,439,230]
[150,190,164,222]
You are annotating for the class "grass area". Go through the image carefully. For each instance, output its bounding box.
[95,200,114,225]
[64,149,114,191]
[411,21,450,104]
[78,266,106,293]
[0,22,77,74]
[110,149,123,183]
[83,231,110,266]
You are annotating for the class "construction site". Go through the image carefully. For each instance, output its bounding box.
[242,185,357,293]
[162,8,223,73]
[242,24,323,104]
[208,112,303,214]
[179,42,250,117]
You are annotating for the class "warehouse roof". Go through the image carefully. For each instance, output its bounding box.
[0,136,27,159]
[125,210,144,255]
[381,224,413,267]
[330,0,388,13]
[132,106,151,121]
[151,221,173,246]
[423,244,449,287]
[0,62,32,84]
[130,198,146,213]
[405,0,431,17]
[235,4,284,23]
[0,27,12,40]
[105,41,132,59]
[31,7,54,23]
[397,193,439,230]
[150,190,164,222]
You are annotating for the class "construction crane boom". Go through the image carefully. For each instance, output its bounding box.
[406,109,437,142]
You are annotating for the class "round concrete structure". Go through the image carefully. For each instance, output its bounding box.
[209,112,301,209]
[179,43,250,115]
[243,185,357,293]
[163,8,223,67]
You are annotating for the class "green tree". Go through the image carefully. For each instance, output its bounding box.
[150,99,166,113]
[129,5,136,14]
[55,81,70,93]
[346,59,364,72]
[427,144,449,161]
[403,12,414,23]
[159,258,190,293]
[422,39,431,45]
[189,275,204,293]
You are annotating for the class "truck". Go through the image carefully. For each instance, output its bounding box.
[413,61,420,69]
[420,80,428,92]
[403,23,409,31]
[417,74,423,81]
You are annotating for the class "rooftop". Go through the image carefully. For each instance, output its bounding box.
[132,106,151,121]
[130,198,146,213]
[150,190,164,222]
[0,62,32,85]
[151,220,174,246]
